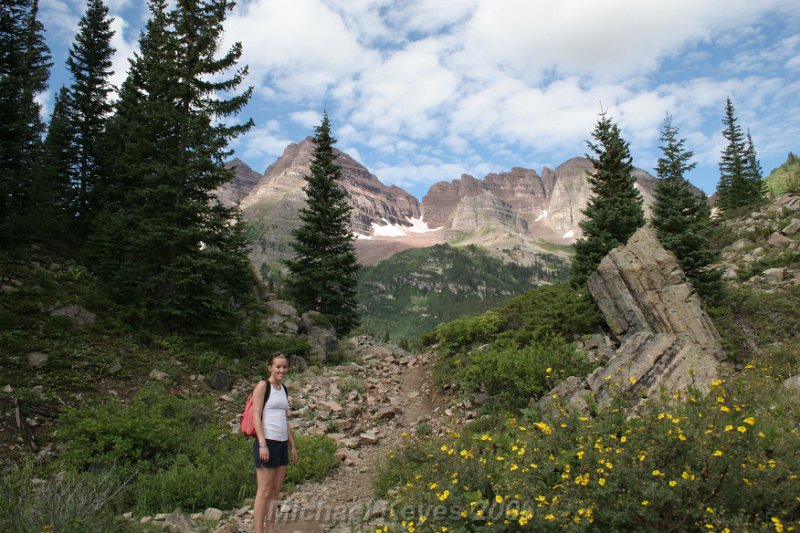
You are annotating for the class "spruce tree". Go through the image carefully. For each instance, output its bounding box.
[651,115,724,304]
[88,0,256,336]
[0,0,51,242]
[63,0,116,234]
[38,86,76,241]
[744,130,765,198]
[285,112,360,335]
[716,98,762,210]
[570,111,645,286]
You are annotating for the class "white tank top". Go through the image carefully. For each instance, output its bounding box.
[262,383,288,441]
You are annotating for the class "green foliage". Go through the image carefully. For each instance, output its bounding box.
[378,367,800,532]
[56,382,214,475]
[571,111,645,286]
[285,434,338,487]
[51,381,338,515]
[457,338,594,408]
[652,116,724,304]
[765,151,800,196]
[86,0,256,339]
[426,283,603,403]
[0,0,52,244]
[285,112,360,336]
[709,285,800,366]
[716,98,764,211]
[359,243,570,342]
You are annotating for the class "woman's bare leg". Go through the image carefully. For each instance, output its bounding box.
[254,466,271,533]
[264,465,287,533]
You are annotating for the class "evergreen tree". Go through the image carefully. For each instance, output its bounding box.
[0,0,51,242]
[651,115,724,304]
[285,112,360,335]
[716,98,762,210]
[570,111,645,286]
[63,0,116,234]
[744,130,765,198]
[88,0,256,337]
[38,86,76,241]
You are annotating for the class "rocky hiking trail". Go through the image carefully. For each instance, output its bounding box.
[249,336,463,533]
[136,336,468,533]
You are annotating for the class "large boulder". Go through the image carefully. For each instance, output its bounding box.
[544,226,728,412]
[299,311,339,365]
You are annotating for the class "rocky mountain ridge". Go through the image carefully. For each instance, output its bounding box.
[219,141,665,270]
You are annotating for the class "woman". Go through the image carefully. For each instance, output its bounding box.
[252,352,297,533]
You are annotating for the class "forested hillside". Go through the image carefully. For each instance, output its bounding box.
[357,243,570,343]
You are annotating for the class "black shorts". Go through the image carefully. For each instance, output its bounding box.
[253,439,289,468]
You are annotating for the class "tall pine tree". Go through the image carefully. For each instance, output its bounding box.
[285,112,360,336]
[716,98,762,210]
[570,111,645,286]
[651,115,723,304]
[88,0,256,337]
[0,0,51,242]
[65,0,115,234]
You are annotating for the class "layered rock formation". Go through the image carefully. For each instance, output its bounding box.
[542,226,728,413]
[422,157,659,243]
[217,158,262,207]
[226,138,421,266]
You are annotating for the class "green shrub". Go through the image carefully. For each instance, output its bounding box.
[378,368,800,532]
[56,382,213,475]
[428,283,602,392]
[285,434,338,488]
[130,438,252,514]
[456,338,596,408]
[339,376,366,395]
[710,285,800,363]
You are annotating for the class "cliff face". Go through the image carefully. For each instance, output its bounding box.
[224,138,422,266]
[240,137,421,234]
[422,157,658,243]
[217,158,262,207]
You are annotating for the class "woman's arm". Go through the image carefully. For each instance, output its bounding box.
[253,380,269,461]
[286,406,297,464]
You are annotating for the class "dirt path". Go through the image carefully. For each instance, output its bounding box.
[234,342,452,533]
[272,362,441,533]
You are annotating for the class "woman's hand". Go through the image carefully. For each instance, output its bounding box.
[290,444,298,464]
[259,443,270,462]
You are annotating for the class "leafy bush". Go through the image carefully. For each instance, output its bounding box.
[130,438,252,514]
[456,338,595,408]
[56,382,214,475]
[285,434,338,488]
[378,368,800,532]
[426,283,602,397]
[710,285,800,364]
[54,383,339,515]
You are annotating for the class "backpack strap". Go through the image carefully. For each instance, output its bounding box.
[262,381,289,406]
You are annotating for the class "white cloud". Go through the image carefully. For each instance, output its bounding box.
[456,0,788,82]
[226,0,376,98]
[290,110,323,129]
[108,16,137,91]
[348,38,460,137]
[238,123,293,166]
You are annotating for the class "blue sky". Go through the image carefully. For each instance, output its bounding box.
[41,0,800,201]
